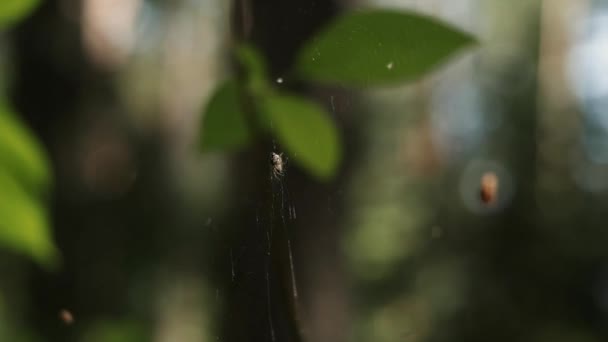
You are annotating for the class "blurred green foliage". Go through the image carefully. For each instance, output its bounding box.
[0,0,57,267]
[200,43,342,179]
[260,93,340,179]
[199,9,475,180]
[235,44,271,96]
[199,80,251,151]
[0,104,57,267]
[295,9,475,86]
[81,320,148,342]
[0,0,39,29]
[0,104,50,192]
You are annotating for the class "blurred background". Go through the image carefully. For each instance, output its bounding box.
[2,0,608,341]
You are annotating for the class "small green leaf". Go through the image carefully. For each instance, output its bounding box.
[199,80,251,151]
[235,44,271,95]
[295,9,476,86]
[259,93,341,180]
[0,170,58,268]
[0,0,40,29]
[0,103,50,195]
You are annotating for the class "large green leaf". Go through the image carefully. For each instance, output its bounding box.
[295,9,476,86]
[0,170,57,267]
[259,93,341,180]
[0,0,40,29]
[0,103,50,193]
[199,80,252,151]
[0,103,57,267]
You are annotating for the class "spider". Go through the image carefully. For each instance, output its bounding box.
[480,172,498,205]
[271,152,285,178]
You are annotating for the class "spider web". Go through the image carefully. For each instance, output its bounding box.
[265,148,300,342]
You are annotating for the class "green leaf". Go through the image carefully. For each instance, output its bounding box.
[0,170,58,268]
[259,93,341,180]
[199,80,251,151]
[0,103,51,193]
[0,0,40,30]
[0,103,57,268]
[235,44,271,95]
[295,9,476,86]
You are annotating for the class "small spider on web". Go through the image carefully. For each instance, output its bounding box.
[271,152,286,179]
[265,150,301,341]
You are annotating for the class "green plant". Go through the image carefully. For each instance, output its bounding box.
[0,0,58,267]
[199,8,476,180]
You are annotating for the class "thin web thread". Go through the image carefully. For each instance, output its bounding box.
[279,179,299,300]
[266,147,302,341]
[267,164,276,342]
